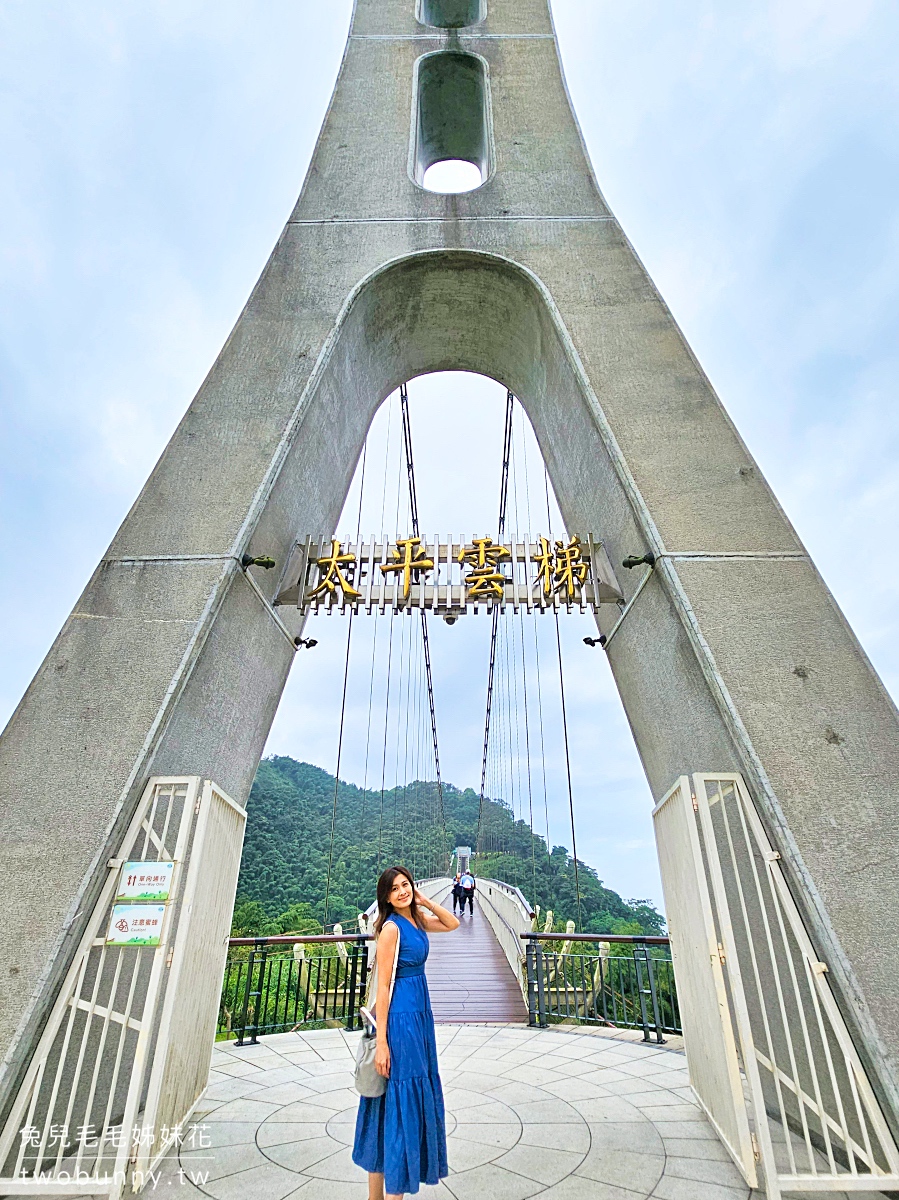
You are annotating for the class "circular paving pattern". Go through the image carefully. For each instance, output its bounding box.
[158,1024,854,1199]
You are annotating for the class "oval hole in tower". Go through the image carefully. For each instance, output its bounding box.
[418,0,486,28]
[414,52,490,193]
[422,160,483,194]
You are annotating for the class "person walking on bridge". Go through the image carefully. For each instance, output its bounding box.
[353,865,459,1199]
[459,869,476,914]
[451,873,464,914]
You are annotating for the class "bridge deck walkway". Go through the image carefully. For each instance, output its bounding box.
[426,891,527,1024]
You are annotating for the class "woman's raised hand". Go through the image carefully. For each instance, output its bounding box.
[375,1041,391,1078]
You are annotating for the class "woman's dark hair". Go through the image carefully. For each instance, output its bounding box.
[373,865,423,935]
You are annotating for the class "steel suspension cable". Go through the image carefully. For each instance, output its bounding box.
[377,615,396,871]
[404,615,416,863]
[323,439,368,929]
[554,611,582,930]
[503,606,518,837]
[358,399,397,879]
[511,416,540,905]
[476,389,515,854]
[377,398,406,870]
[518,422,554,882]
[495,618,505,841]
[358,608,379,878]
[391,447,411,859]
[543,466,583,929]
[408,608,424,873]
[507,420,529,863]
[399,383,449,872]
[322,615,353,930]
[519,608,539,906]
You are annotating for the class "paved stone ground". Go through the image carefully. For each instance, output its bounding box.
[154,1024,851,1199]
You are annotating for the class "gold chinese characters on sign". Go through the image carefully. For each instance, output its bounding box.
[308,539,361,601]
[532,535,590,602]
[296,533,610,613]
[457,537,511,601]
[457,534,591,603]
[380,537,435,599]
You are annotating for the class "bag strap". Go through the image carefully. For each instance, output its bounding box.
[387,917,401,1007]
[365,918,402,1030]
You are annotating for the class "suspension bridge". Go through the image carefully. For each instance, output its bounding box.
[2,1,899,1197]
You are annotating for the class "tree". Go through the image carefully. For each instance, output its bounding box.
[232,756,665,937]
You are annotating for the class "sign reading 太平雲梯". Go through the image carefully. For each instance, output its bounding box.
[275,533,623,615]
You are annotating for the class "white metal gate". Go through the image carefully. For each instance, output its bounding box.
[0,777,245,1198]
[655,772,899,1196]
[653,777,757,1185]
[135,781,247,1181]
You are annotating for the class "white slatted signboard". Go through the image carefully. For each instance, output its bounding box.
[655,771,899,1197]
[274,533,623,615]
[0,777,246,1198]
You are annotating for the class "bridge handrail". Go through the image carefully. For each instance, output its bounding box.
[475,878,534,1003]
[479,892,524,944]
[520,930,680,1041]
[480,877,534,915]
[477,877,533,914]
[521,933,670,945]
[228,933,366,947]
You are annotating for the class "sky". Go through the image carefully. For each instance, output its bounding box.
[2,2,898,914]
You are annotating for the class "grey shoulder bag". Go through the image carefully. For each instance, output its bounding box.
[354,921,400,1098]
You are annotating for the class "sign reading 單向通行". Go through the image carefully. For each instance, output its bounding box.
[116,860,175,903]
[105,904,166,947]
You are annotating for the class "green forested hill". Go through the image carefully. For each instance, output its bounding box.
[233,756,664,937]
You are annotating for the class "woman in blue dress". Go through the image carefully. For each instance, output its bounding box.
[353,865,459,1199]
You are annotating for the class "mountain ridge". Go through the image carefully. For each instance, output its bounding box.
[233,755,664,937]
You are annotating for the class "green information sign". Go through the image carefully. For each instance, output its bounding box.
[116,861,175,903]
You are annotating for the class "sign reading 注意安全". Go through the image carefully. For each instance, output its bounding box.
[116,860,175,903]
[106,904,166,947]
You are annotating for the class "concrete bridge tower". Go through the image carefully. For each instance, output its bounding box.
[2,0,899,1184]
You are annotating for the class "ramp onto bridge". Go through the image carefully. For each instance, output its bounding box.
[426,894,527,1024]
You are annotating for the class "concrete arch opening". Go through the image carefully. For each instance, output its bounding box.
[251,247,753,829]
[261,250,633,566]
[272,362,638,922]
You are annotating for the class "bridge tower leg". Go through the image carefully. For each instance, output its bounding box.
[2,0,899,1154]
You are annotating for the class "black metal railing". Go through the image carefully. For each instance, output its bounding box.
[522,933,681,1043]
[219,934,370,1045]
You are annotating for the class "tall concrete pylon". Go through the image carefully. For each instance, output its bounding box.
[2,0,898,1138]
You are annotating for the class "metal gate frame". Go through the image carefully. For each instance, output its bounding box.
[653,777,758,1185]
[135,780,246,1182]
[0,776,244,1198]
[656,772,899,1197]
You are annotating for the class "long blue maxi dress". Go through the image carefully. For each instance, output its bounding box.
[352,914,448,1195]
